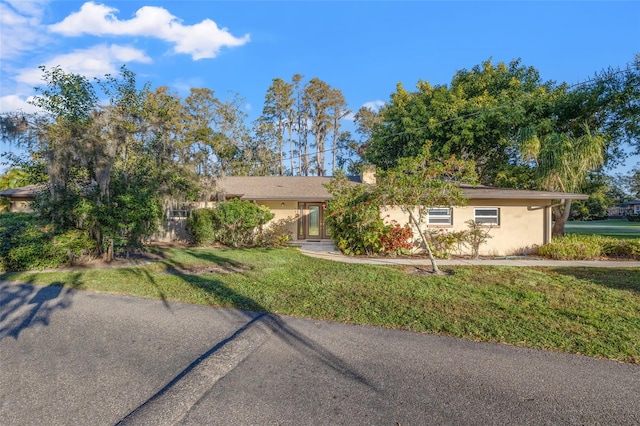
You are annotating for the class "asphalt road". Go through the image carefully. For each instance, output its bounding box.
[1,282,638,425]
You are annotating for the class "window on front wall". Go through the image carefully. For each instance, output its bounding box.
[427,207,452,225]
[166,206,190,220]
[474,208,499,226]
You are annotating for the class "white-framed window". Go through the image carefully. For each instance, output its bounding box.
[166,206,190,220]
[474,208,499,226]
[427,207,452,225]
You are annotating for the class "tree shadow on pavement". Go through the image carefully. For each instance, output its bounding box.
[170,249,376,389]
[0,275,82,340]
[118,249,377,424]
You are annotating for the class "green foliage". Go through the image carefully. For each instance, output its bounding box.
[537,234,604,260]
[570,194,609,221]
[627,214,640,222]
[53,229,98,265]
[426,221,493,259]
[325,173,386,256]
[186,208,216,245]
[427,229,466,259]
[188,199,274,248]
[211,199,274,247]
[365,59,557,182]
[376,146,477,271]
[0,213,96,271]
[537,234,640,260]
[463,220,494,259]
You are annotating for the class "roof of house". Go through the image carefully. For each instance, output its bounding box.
[217,177,588,201]
[0,177,589,202]
[216,176,342,201]
[620,199,640,206]
[457,184,588,201]
[0,184,45,197]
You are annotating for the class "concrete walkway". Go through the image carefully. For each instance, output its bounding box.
[297,244,640,268]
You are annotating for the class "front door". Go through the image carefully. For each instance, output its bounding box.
[298,202,328,240]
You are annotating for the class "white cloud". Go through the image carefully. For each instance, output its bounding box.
[49,1,250,60]
[3,0,48,19]
[362,100,385,111]
[0,94,40,114]
[15,44,152,85]
[344,100,385,122]
[0,0,50,59]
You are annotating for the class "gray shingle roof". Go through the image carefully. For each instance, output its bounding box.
[0,184,45,197]
[0,178,589,202]
[216,176,339,201]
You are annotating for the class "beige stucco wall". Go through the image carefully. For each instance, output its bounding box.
[9,198,34,213]
[383,199,552,256]
[256,200,300,240]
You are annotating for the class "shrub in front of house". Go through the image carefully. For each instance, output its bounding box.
[325,191,386,256]
[186,208,216,245]
[627,214,640,222]
[0,213,96,271]
[187,199,275,248]
[537,234,640,260]
[380,221,414,256]
[536,234,604,260]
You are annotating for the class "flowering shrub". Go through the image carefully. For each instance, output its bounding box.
[380,221,413,256]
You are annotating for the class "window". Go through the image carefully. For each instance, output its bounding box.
[427,207,452,225]
[166,206,190,220]
[474,208,499,226]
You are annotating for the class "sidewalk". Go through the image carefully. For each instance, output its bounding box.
[298,244,640,268]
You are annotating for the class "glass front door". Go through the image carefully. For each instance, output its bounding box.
[298,202,328,240]
[307,205,321,238]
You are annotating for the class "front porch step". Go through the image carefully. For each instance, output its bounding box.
[287,240,337,251]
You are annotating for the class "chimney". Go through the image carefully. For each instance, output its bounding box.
[361,164,376,185]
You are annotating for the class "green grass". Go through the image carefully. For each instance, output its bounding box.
[2,247,639,363]
[566,219,640,239]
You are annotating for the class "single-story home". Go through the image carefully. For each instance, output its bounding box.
[0,172,588,256]
[0,184,44,213]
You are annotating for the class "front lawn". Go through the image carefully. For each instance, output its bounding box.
[2,247,639,363]
[565,219,640,239]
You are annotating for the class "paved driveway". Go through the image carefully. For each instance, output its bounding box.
[1,282,638,425]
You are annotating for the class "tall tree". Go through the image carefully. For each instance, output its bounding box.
[261,78,294,175]
[375,145,478,274]
[516,123,605,236]
[364,59,560,183]
[304,78,333,176]
[328,88,349,173]
[292,74,310,175]
[184,88,220,178]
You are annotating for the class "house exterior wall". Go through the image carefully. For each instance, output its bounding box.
[383,199,552,256]
[256,200,300,240]
[9,198,34,213]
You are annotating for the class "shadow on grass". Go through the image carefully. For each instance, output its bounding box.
[116,248,378,423]
[546,267,640,294]
[0,274,83,340]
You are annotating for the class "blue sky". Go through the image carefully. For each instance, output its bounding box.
[1,0,639,174]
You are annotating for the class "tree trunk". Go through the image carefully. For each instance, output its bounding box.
[408,210,442,275]
[552,199,572,238]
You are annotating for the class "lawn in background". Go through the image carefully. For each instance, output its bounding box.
[565,219,640,239]
[2,247,639,363]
